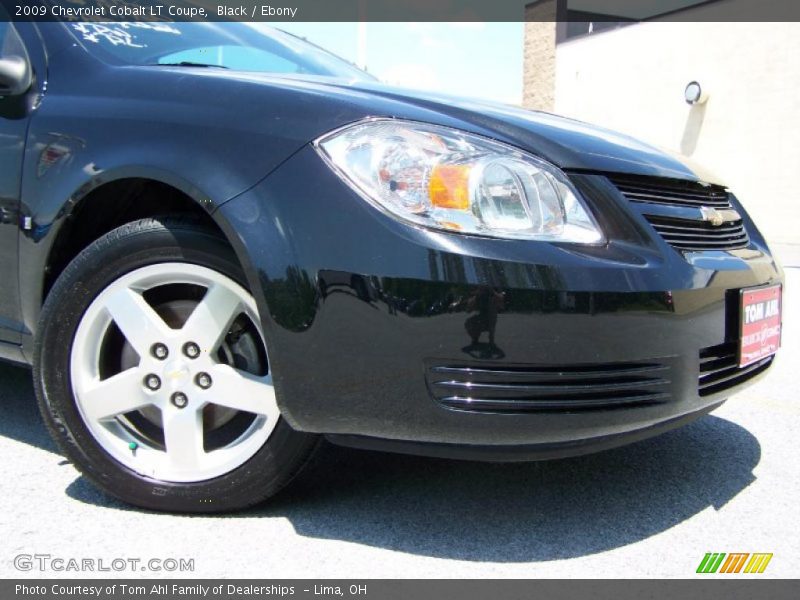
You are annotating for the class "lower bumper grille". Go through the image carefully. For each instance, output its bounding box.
[426,361,672,413]
[699,343,773,396]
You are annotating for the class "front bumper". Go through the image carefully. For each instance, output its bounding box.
[217,145,783,457]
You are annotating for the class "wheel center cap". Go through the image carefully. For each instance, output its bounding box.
[164,360,191,384]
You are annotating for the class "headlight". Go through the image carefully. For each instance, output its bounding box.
[314,119,604,243]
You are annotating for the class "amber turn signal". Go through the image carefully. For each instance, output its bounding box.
[428,164,471,210]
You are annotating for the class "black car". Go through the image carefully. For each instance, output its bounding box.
[0,20,783,512]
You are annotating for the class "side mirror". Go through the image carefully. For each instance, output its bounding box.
[0,56,32,97]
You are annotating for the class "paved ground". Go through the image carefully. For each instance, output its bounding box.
[1,252,797,579]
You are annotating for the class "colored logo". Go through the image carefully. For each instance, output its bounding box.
[696,553,773,574]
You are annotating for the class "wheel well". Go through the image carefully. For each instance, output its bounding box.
[44,178,223,299]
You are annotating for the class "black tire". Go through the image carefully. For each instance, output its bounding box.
[33,216,319,513]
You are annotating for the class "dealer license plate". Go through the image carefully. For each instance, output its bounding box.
[739,284,782,367]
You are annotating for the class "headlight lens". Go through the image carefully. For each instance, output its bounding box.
[314,119,604,243]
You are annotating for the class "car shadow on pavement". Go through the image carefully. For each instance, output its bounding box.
[261,416,760,561]
[0,361,761,562]
[0,362,58,454]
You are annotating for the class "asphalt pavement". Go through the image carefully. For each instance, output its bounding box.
[1,250,797,579]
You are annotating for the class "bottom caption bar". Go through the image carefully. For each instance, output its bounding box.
[5,580,799,600]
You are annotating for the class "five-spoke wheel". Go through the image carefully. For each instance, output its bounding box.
[70,262,280,482]
[34,217,318,512]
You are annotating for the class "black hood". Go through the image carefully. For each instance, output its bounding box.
[322,78,725,186]
[120,66,726,187]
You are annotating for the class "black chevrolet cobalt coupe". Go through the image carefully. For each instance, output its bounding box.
[0,20,782,512]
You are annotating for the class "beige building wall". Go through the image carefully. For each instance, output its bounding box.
[553,21,800,245]
[523,0,557,111]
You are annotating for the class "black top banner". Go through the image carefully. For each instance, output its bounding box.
[2,0,800,22]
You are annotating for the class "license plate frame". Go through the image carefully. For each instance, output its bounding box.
[739,284,782,368]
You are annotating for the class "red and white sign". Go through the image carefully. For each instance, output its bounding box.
[739,285,782,367]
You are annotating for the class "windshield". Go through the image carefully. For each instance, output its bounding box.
[64,21,374,81]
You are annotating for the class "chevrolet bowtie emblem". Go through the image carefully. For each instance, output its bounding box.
[700,206,741,226]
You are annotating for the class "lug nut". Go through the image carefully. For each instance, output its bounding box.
[151,343,169,360]
[195,372,212,390]
[144,374,161,391]
[183,342,200,359]
[171,392,189,409]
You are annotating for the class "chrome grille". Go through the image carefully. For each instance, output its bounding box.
[699,343,773,397]
[645,215,749,251]
[607,175,750,251]
[426,361,672,413]
[608,175,733,209]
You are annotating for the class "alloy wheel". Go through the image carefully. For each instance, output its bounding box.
[69,262,279,483]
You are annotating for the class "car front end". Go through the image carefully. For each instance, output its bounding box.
[219,113,783,460]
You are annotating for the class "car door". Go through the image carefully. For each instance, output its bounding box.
[0,21,33,344]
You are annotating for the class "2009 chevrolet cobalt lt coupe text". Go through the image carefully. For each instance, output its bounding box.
[0,20,783,511]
